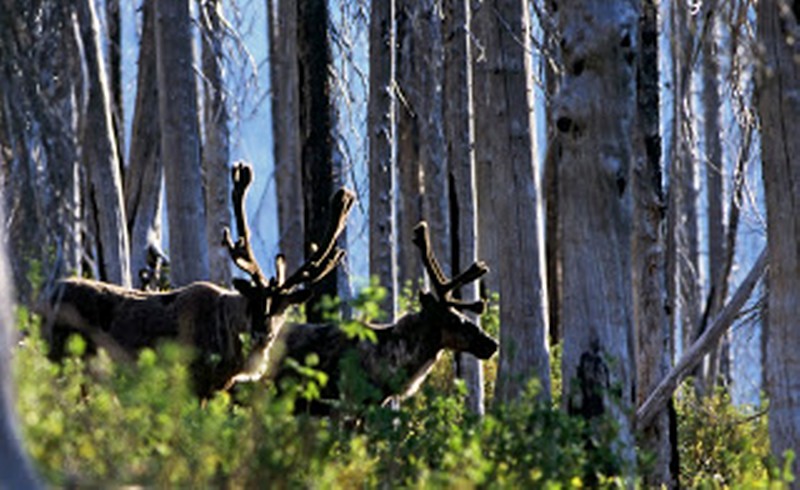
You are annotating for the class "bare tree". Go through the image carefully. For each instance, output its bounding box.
[555,0,637,466]
[201,0,232,286]
[395,0,423,291]
[77,0,131,287]
[368,0,398,320]
[442,0,484,414]
[155,0,210,286]
[106,0,124,172]
[757,0,800,479]
[267,0,304,273]
[125,0,164,289]
[633,0,674,485]
[472,0,550,403]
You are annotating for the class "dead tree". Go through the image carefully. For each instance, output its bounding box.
[270,222,498,414]
[42,163,355,398]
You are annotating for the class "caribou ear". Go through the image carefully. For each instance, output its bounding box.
[232,278,255,297]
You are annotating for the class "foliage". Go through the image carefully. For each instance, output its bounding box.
[676,383,793,488]
[12,289,789,488]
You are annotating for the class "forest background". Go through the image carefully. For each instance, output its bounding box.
[0,0,798,487]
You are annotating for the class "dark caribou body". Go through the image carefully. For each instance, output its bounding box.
[270,222,498,414]
[42,162,355,399]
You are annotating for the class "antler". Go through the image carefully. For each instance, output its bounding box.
[412,221,488,313]
[223,162,269,288]
[279,188,356,294]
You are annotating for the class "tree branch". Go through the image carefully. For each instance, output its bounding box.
[636,247,767,430]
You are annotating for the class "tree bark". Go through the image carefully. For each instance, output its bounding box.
[368,0,398,320]
[757,0,800,479]
[442,0,483,414]
[395,0,423,292]
[155,0,210,286]
[267,0,304,273]
[106,0,124,173]
[414,0,450,281]
[125,0,163,289]
[555,0,637,466]
[633,2,674,484]
[201,0,232,286]
[297,0,336,321]
[0,205,41,488]
[78,0,131,287]
[473,0,550,403]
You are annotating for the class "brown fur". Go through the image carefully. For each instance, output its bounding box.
[270,294,497,414]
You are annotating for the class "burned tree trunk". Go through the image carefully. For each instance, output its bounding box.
[297,0,336,321]
[368,0,398,320]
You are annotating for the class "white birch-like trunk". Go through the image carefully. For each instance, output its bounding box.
[472,0,550,403]
[757,0,800,479]
[555,0,637,466]
[201,0,232,286]
[368,0,398,320]
[155,0,210,286]
[77,0,131,287]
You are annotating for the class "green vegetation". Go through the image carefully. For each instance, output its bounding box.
[11,287,791,488]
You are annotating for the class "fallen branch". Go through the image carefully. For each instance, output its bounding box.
[636,247,768,430]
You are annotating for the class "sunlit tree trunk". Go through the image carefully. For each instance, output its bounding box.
[368,0,397,320]
[556,0,637,468]
[155,0,209,286]
[125,0,163,289]
[201,0,232,286]
[473,0,550,403]
[267,0,304,273]
[757,0,800,480]
[78,0,131,287]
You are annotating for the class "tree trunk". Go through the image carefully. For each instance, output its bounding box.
[442,0,483,414]
[155,0,209,286]
[201,0,232,286]
[0,204,41,488]
[267,0,304,273]
[414,0,450,280]
[77,0,131,287]
[106,0,124,173]
[701,3,729,389]
[555,0,637,467]
[368,0,398,320]
[125,0,163,289]
[757,0,800,479]
[633,0,674,485]
[473,0,550,403]
[395,0,423,292]
[297,0,336,321]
